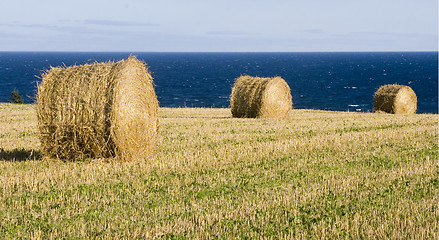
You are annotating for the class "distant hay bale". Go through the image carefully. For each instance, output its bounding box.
[230,76,292,118]
[373,84,417,114]
[37,56,159,161]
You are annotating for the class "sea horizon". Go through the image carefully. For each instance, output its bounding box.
[0,51,437,113]
[1,50,437,53]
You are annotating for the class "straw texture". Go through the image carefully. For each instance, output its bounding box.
[230,76,292,118]
[373,84,417,114]
[36,56,158,161]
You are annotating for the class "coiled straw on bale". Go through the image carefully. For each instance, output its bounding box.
[230,76,292,118]
[373,84,417,114]
[37,56,159,161]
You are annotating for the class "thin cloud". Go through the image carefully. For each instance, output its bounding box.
[206,31,248,36]
[0,23,57,28]
[295,30,437,41]
[84,19,159,27]
[298,29,325,34]
[0,22,86,32]
[350,31,437,39]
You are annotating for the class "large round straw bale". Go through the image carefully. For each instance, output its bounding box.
[37,56,159,161]
[373,84,417,114]
[230,75,292,118]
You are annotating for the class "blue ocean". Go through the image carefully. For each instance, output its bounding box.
[0,52,437,113]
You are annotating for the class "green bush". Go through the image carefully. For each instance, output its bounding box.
[8,89,24,104]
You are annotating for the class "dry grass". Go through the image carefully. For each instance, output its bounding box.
[37,56,158,161]
[0,103,437,239]
[230,76,292,118]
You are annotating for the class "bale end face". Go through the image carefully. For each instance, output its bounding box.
[111,56,159,161]
[373,84,417,114]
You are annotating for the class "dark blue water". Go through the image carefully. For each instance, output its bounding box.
[0,52,437,113]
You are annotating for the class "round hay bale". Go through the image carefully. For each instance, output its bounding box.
[373,84,417,114]
[230,75,292,118]
[36,56,159,161]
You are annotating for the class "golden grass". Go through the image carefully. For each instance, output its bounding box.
[0,103,437,239]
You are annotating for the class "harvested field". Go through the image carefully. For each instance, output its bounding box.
[0,103,437,239]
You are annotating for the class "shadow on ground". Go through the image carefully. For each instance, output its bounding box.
[0,148,41,161]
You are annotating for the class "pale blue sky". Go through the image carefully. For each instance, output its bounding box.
[0,0,437,52]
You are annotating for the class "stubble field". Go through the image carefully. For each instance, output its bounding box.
[0,103,437,239]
